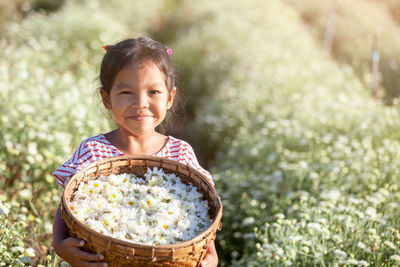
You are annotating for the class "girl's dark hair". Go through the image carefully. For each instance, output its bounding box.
[99,37,183,132]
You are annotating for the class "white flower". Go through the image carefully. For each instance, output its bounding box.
[288,235,303,242]
[344,258,358,265]
[18,189,32,200]
[357,242,367,250]
[357,260,369,266]
[367,228,377,235]
[321,189,341,202]
[307,222,322,232]
[24,247,35,258]
[332,235,342,244]
[365,207,377,219]
[69,168,211,245]
[384,241,396,250]
[242,217,255,226]
[333,249,348,259]
[390,255,400,262]
[0,201,9,216]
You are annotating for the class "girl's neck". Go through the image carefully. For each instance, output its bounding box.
[105,128,167,155]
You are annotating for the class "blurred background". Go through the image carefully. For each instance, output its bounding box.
[1,0,400,266]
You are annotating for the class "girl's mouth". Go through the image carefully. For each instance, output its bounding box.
[128,115,152,121]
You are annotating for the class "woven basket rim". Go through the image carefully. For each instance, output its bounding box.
[62,155,223,250]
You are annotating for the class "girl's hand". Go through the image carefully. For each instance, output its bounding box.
[53,207,107,267]
[55,237,107,267]
[201,240,218,267]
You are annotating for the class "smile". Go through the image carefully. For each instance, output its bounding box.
[127,115,152,121]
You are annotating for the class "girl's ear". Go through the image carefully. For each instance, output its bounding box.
[167,87,177,110]
[100,89,112,110]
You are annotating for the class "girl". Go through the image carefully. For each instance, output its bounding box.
[52,37,218,267]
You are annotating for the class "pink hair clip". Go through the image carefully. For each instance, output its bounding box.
[102,45,109,51]
[166,46,172,55]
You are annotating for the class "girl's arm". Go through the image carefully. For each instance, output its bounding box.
[53,206,107,267]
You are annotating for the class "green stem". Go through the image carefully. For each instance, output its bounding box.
[28,199,39,218]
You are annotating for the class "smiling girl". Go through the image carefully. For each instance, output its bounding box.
[52,37,217,267]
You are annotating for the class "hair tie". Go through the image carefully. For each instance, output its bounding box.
[165,46,172,55]
[102,45,109,52]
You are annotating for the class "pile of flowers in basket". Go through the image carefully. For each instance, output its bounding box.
[68,167,212,245]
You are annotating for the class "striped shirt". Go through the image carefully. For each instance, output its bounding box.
[53,134,213,188]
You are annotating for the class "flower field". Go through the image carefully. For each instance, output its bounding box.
[284,0,400,102]
[1,0,400,266]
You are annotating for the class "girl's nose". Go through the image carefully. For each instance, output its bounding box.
[134,93,149,109]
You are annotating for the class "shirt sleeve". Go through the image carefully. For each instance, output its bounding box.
[179,142,214,185]
[52,138,93,188]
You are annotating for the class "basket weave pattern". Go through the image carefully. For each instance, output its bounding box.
[61,155,223,267]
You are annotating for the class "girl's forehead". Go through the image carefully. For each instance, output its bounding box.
[123,59,161,72]
[113,61,167,87]
[120,62,164,79]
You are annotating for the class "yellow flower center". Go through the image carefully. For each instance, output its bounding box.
[163,225,168,229]
[94,183,99,187]
[128,201,134,206]
[146,200,151,205]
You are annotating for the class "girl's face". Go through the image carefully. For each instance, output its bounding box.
[101,61,176,137]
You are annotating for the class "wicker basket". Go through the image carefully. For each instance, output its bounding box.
[61,155,223,267]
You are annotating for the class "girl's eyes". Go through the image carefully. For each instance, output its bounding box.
[149,90,161,95]
[120,90,133,95]
[118,89,161,95]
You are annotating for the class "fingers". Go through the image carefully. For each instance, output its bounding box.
[63,238,106,264]
[74,249,105,262]
[64,237,86,247]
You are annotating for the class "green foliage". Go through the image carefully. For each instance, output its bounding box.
[0,0,167,265]
[0,197,57,266]
[171,0,400,265]
[2,0,400,265]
